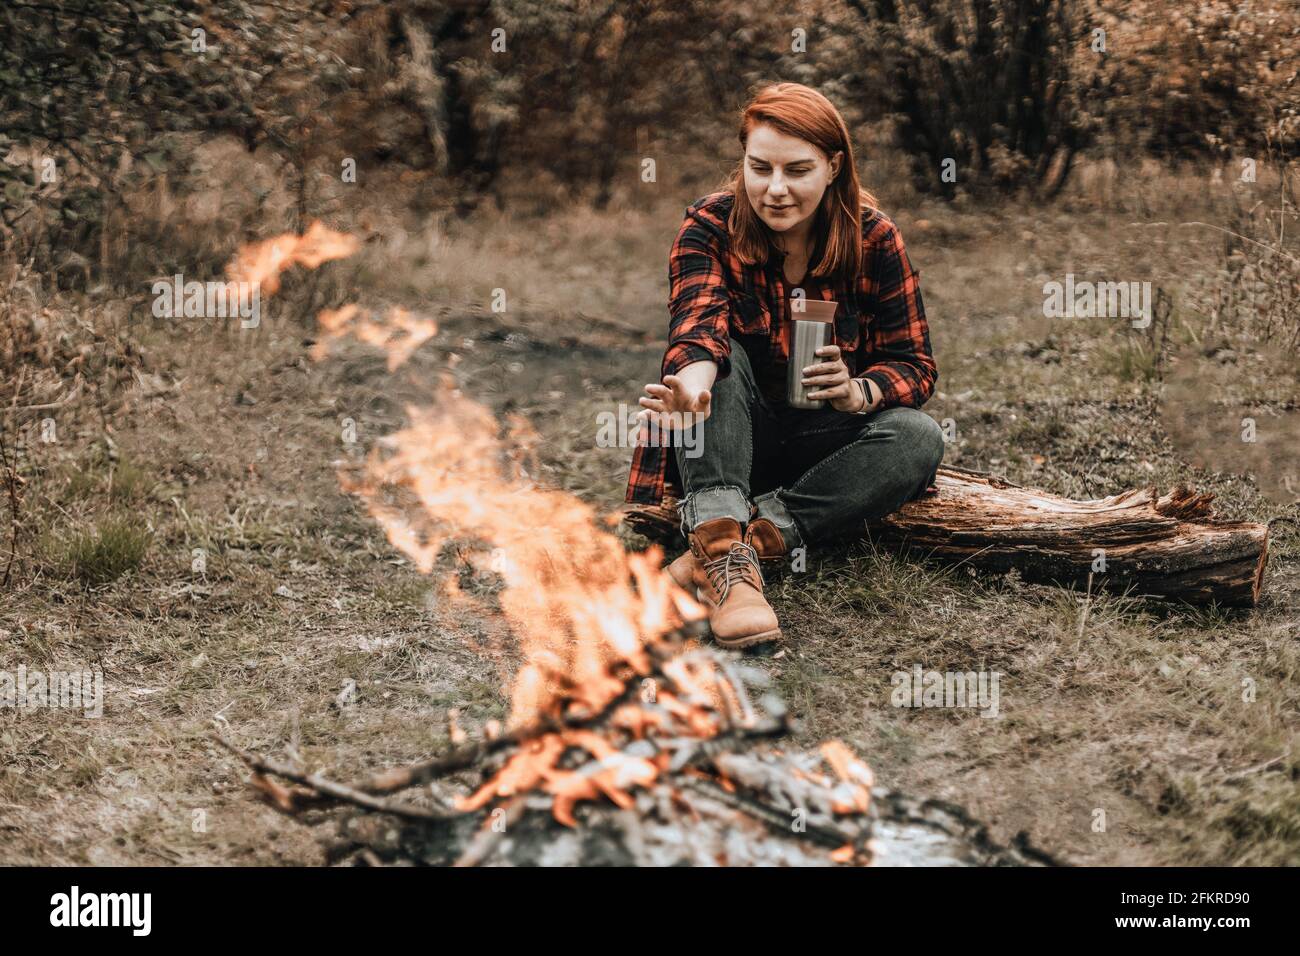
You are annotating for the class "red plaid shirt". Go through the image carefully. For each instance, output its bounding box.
[624,190,937,505]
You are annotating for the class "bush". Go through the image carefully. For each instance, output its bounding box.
[836,0,1097,198]
[1094,0,1299,163]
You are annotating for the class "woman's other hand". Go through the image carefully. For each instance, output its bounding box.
[637,373,713,434]
[802,344,865,412]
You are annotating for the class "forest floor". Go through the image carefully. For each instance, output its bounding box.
[3,168,1299,866]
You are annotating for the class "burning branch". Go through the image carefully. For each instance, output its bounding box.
[213,734,451,821]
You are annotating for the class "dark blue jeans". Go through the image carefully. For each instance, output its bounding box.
[673,340,944,551]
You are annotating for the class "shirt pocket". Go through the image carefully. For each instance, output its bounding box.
[728,288,768,334]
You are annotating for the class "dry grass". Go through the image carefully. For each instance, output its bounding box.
[0,151,1297,865]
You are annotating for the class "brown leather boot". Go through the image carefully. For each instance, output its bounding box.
[744,516,788,561]
[667,549,697,591]
[685,518,781,649]
[669,515,787,591]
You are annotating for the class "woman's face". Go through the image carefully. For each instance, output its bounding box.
[743,123,841,237]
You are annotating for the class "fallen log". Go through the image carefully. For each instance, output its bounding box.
[620,466,1269,607]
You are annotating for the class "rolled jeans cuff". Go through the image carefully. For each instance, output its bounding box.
[679,485,750,535]
[752,488,804,553]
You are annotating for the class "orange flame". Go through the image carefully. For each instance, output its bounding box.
[226,220,360,295]
[820,740,874,815]
[339,390,705,728]
[312,304,437,370]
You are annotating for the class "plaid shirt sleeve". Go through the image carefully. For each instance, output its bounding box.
[661,214,733,379]
[625,207,735,505]
[856,218,937,408]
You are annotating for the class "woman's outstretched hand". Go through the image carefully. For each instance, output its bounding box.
[803,344,866,412]
[637,373,712,435]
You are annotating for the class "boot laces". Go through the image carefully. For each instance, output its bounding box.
[703,541,763,605]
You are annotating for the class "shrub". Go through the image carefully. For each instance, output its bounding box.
[837,0,1097,198]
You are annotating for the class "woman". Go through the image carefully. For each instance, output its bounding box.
[627,83,943,649]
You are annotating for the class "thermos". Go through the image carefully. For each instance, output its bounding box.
[787,299,839,409]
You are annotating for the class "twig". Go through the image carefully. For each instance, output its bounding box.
[1222,754,1286,784]
[212,733,451,821]
[0,381,81,414]
[677,775,857,852]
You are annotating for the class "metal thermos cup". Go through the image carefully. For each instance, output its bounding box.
[787,299,839,409]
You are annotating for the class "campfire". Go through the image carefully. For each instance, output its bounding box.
[218,628,894,866]
[213,226,1052,867]
[217,621,1051,866]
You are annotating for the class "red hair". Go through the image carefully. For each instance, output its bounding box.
[721,83,876,282]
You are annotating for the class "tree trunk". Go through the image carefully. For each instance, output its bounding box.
[620,466,1269,607]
